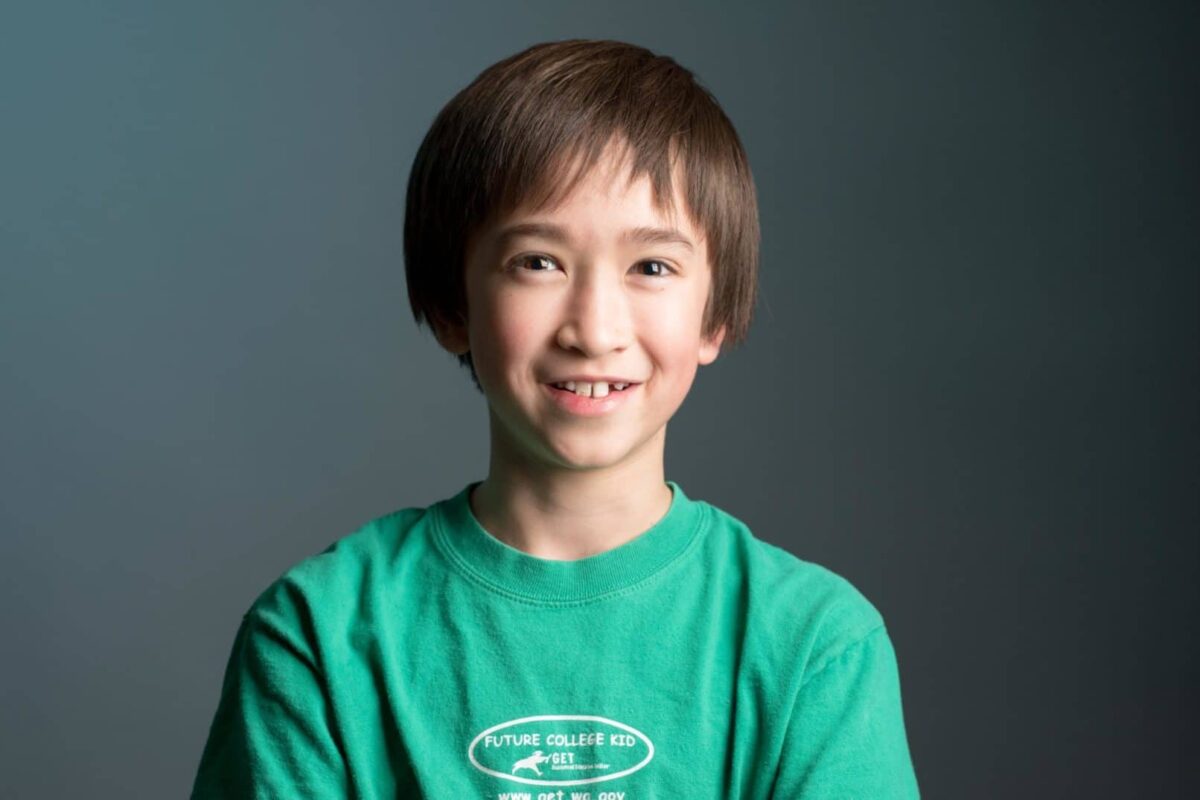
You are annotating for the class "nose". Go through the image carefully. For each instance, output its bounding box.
[554,265,633,357]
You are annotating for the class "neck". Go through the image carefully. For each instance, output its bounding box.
[470,422,672,561]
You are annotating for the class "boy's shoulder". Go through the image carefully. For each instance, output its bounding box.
[699,496,889,660]
[242,503,431,625]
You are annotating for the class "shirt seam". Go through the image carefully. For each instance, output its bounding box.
[430,500,713,608]
[799,624,887,691]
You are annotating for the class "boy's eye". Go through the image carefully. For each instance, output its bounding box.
[514,254,559,272]
[635,260,674,277]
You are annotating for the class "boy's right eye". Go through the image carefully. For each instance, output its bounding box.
[512,254,558,272]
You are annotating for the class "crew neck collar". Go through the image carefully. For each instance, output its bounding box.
[431,479,707,605]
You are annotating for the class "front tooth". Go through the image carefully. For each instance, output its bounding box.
[592,382,610,398]
[574,382,593,397]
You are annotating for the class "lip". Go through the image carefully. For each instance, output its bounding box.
[542,381,640,417]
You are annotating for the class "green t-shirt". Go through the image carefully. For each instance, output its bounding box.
[191,480,920,798]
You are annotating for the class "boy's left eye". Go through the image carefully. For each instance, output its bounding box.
[635,260,674,277]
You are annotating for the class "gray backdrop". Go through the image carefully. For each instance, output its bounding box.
[2,1,1196,797]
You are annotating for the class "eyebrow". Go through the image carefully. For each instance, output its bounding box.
[494,222,695,253]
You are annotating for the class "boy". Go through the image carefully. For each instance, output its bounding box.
[191,39,920,798]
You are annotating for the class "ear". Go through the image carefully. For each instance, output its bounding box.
[697,324,727,367]
[433,312,470,356]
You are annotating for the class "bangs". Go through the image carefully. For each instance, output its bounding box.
[493,130,686,233]
[470,60,705,233]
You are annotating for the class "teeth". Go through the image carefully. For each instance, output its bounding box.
[552,381,631,396]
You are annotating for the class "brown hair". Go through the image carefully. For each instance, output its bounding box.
[403,39,759,392]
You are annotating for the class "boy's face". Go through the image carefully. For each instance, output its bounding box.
[438,144,725,476]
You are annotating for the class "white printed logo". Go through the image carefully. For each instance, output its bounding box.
[468,714,654,787]
[511,750,550,776]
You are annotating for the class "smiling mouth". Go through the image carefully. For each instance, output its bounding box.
[546,382,636,394]
[542,381,641,413]
[544,379,638,398]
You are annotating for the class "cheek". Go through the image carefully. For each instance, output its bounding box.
[639,305,700,359]
[473,293,544,362]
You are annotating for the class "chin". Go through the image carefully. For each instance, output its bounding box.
[542,438,634,470]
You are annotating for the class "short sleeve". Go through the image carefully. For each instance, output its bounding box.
[190,604,349,799]
[770,625,920,799]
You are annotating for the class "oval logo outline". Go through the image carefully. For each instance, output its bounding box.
[467,713,655,786]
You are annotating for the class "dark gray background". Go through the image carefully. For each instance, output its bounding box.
[2,1,1196,797]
